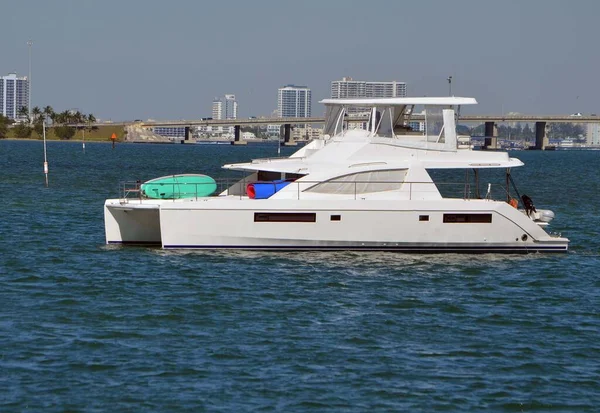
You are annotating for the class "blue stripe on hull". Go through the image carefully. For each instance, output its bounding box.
[161,244,568,253]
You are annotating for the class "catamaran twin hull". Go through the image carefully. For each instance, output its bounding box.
[104,198,568,253]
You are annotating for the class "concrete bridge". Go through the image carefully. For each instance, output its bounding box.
[17,114,595,148]
[454,115,598,150]
[136,114,598,149]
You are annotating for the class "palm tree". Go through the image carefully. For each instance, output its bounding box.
[43,106,54,125]
[86,113,97,133]
[56,110,71,125]
[17,106,30,123]
[53,110,76,140]
[31,106,42,124]
[73,110,84,126]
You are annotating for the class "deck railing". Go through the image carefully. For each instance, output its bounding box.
[118,178,513,204]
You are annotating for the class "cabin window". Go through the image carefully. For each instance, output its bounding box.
[330,215,341,221]
[323,105,347,136]
[443,213,492,223]
[424,106,445,143]
[419,215,429,222]
[257,171,283,181]
[254,212,316,223]
[306,169,407,195]
[371,107,394,137]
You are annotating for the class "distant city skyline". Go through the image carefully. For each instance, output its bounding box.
[2,1,599,120]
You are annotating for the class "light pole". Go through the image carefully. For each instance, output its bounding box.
[27,40,33,121]
[447,76,452,96]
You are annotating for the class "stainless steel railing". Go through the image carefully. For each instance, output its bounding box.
[117,178,511,203]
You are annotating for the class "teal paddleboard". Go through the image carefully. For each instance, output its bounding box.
[141,174,217,199]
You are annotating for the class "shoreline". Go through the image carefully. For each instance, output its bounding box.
[2,138,117,143]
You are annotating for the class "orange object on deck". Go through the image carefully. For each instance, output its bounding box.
[111,133,117,140]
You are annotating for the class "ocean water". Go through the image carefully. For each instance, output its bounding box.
[0,140,599,412]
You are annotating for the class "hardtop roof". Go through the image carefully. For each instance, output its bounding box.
[320,97,477,106]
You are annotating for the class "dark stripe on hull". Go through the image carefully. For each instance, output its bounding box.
[162,244,568,254]
[107,240,161,246]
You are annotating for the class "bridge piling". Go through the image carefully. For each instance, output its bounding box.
[483,122,498,150]
[283,124,296,146]
[182,126,192,144]
[534,121,548,150]
[231,125,247,145]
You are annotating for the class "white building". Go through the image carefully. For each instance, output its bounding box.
[1,73,29,120]
[224,94,238,120]
[587,123,600,146]
[292,124,323,141]
[267,124,280,137]
[153,127,186,140]
[212,99,222,120]
[331,77,407,129]
[277,85,311,118]
[212,94,238,120]
[331,76,407,99]
[211,94,238,134]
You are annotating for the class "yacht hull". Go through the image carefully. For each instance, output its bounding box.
[148,198,568,253]
[104,202,162,245]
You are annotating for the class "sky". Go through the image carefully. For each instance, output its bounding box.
[2,0,599,121]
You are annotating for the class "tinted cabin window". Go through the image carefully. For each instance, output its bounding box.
[443,213,492,223]
[257,171,283,181]
[330,215,341,221]
[306,169,407,194]
[254,213,316,222]
[419,215,429,221]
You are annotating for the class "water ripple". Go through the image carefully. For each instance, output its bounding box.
[1,142,599,411]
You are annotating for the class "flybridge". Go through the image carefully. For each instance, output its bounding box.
[320,96,474,151]
[319,97,478,106]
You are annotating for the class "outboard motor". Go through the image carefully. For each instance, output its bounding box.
[537,209,555,223]
[521,194,555,224]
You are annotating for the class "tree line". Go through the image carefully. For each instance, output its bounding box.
[0,114,12,139]
[0,106,97,140]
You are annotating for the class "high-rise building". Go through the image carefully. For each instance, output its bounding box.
[212,99,223,120]
[212,94,238,120]
[277,85,311,118]
[1,73,29,120]
[224,94,238,120]
[330,76,407,99]
[211,94,238,134]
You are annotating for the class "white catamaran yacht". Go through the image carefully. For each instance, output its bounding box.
[104,97,569,253]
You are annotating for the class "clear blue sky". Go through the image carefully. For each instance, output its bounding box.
[3,0,599,121]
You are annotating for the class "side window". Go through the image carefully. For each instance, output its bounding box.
[305,169,407,195]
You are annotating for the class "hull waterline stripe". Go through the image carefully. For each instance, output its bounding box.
[107,241,161,245]
[161,244,568,253]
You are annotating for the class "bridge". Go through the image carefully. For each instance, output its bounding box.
[137,114,598,149]
[139,114,599,127]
